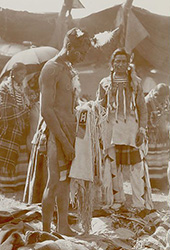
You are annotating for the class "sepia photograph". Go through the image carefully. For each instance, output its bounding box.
[0,0,170,249]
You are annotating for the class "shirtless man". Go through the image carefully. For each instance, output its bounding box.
[39,28,91,235]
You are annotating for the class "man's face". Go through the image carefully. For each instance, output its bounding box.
[13,68,27,84]
[28,74,39,89]
[113,54,128,74]
[156,95,169,110]
[69,44,89,64]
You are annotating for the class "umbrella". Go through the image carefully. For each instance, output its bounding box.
[0,41,29,58]
[0,46,58,78]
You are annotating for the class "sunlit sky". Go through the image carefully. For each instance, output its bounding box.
[0,0,170,18]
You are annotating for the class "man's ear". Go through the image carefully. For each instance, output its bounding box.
[66,42,71,51]
[154,93,158,99]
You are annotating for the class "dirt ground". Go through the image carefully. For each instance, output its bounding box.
[0,171,169,213]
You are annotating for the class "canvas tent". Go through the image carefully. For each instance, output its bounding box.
[78,5,170,77]
[0,4,169,82]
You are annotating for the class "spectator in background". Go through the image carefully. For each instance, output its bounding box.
[24,72,40,152]
[0,63,30,190]
[145,83,170,190]
[22,72,42,204]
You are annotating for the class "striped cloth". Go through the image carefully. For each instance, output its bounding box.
[146,142,170,190]
[145,87,170,190]
[115,145,141,166]
[0,144,29,189]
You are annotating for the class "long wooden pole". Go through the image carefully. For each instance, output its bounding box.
[120,0,134,47]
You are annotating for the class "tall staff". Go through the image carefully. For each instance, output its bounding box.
[120,0,134,47]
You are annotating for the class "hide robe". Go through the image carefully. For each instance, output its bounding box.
[69,100,102,233]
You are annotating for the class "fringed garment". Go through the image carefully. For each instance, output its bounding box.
[69,100,102,233]
[23,118,48,204]
[0,77,30,189]
[97,73,153,209]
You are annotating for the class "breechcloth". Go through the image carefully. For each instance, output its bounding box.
[115,145,141,166]
[47,132,71,182]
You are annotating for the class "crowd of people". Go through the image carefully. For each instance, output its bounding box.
[0,27,170,236]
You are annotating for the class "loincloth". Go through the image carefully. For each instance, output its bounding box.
[115,145,141,166]
[47,132,71,181]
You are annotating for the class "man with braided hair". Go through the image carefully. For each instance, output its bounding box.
[39,27,91,235]
[97,48,153,211]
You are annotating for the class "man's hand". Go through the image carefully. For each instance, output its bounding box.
[129,64,141,85]
[150,111,159,127]
[135,127,146,147]
[62,143,75,162]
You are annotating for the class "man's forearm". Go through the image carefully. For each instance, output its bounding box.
[138,109,148,129]
[137,88,148,129]
[42,109,71,146]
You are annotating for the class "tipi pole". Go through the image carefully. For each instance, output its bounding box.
[120,0,134,47]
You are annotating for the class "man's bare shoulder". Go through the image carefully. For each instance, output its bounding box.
[39,60,65,86]
[41,60,65,76]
